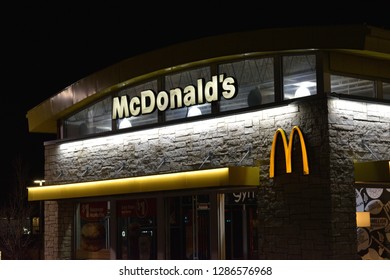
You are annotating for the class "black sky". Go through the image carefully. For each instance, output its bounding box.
[2,6,390,201]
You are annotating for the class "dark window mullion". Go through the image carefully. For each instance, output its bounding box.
[158,77,166,123]
[211,64,219,114]
[274,56,283,102]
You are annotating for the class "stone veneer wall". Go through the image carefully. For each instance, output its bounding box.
[42,97,389,259]
[257,98,333,259]
[43,100,277,259]
[44,200,73,259]
[327,98,390,259]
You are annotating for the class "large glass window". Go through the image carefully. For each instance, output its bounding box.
[61,51,390,140]
[331,75,376,98]
[64,97,112,138]
[283,54,317,100]
[219,58,274,112]
[75,201,111,260]
[164,67,211,121]
[116,80,158,130]
[382,82,390,100]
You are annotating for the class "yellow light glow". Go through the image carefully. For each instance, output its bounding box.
[269,126,309,178]
[32,217,40,227]
[356,211,371,227]
[27,166,259,201]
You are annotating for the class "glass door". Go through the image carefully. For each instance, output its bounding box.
[166,194,210,259]
[117,198,157,259]
[224,191,258,259]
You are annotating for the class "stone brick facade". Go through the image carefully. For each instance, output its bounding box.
[42,97,389,259]
[327,98,390,259]
[44,200,73,259]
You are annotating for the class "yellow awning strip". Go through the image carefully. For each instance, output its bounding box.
[27,166,259,201]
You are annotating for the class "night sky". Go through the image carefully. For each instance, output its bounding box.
[2,6,390,203]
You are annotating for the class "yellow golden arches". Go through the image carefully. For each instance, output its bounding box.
[269,126,309,178]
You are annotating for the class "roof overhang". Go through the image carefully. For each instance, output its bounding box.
[26,25,390,134]
[27,166,259,201]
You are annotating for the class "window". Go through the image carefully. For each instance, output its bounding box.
[76,201,111,260]
[64,97,112,138]
[60,51,390,140]
[116,80,158,130]
[219,58,274,112]
[283,54,317,100]
[331,75,375,98]
[164,67,211,121]
[383,82,390,100]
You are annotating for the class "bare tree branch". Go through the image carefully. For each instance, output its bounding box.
[0,154,39,259]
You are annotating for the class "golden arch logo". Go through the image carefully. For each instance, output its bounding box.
[269,126,309,178]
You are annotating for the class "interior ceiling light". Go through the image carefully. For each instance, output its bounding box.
[294,81,316,98]
[294,86,311,98]
[187,106,202,117]
[118,118,132,129]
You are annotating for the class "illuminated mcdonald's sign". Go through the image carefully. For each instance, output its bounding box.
[269,126,309,178]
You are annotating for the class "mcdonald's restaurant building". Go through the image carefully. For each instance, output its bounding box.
[26,25,390,260]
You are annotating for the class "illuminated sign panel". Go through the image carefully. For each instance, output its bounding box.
[112,74,237,119]
[269,126,309,178]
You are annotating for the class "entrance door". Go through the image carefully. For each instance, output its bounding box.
[225,191,258,259]
[166,195,211,259]
[117,198,157,259]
